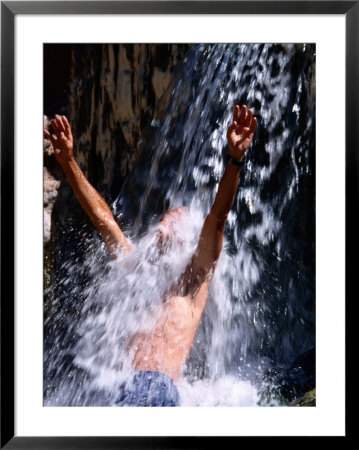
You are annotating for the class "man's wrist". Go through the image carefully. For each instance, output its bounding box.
[227,156,245,168]
[60,155,77,172]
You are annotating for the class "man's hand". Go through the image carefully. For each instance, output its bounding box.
[44,115,74,166]
[227,105,257,161]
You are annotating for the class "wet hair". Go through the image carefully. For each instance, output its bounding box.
[157,207,190,248]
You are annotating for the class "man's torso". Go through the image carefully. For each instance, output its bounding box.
[130,280,210,381]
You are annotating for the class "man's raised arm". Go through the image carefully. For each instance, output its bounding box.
[44,115,132,259]
[181,105,257,293]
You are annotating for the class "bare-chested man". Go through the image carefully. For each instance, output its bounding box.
[44,105,257,406]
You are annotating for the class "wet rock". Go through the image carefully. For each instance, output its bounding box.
[259,348,315,405]
[43,166,60,243]
[293,388,316,406]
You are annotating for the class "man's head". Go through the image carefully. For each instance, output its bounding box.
[156,207,189,250]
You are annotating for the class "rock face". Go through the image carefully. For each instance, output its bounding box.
[44,44,191,286]
[68,44,190,201]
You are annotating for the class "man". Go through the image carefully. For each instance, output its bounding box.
[44,105,257,406]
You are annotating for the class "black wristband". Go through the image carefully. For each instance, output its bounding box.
[228,156,245,168]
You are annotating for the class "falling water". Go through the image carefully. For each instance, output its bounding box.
[44,44,315,406]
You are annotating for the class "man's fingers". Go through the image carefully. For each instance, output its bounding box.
[239,105,247,127]
[227,123,236,135]
[233,105,240,124]
[62,115,72,138]
[245,109,253,128]
[250,116,257,134]
[55,115,66,134]
[50,119,61,137]
[44,129,56,147]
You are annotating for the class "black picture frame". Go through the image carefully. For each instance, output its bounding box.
[1,1,355,447]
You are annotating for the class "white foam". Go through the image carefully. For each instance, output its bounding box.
[177,375,259,407]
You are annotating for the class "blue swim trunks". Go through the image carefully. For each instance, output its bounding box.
[116,370,179,407]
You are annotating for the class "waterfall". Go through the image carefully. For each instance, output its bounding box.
[44,43,315,406]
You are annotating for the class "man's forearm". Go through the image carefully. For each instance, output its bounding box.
[62,157,113,225]
[181,106,255,289]
[209,161,241,223]
[179,161,241,293]
[61,157,131,256]
[46,114,131,258]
